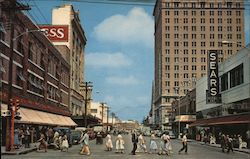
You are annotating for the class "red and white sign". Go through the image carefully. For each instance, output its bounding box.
[39,25,69,42]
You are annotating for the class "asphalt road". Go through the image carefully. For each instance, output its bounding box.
[2,134,250,159]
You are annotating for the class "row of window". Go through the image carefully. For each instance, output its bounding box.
[164,2,241,9]
[164,65,206,72]
[166,25,242,32]
[166,10,241,17]
[168,18,241,24]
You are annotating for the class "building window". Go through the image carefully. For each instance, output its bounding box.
[236,26,241,32]
[227,11,232,16]
[192,3,196,8]
[218,34,223,39]
[165,57,170,63]
[237,34,242,40]
[184,65,188,70]
[201,18,205,23]
[192,34,196,39]
[236,18,241,24]
[201,65,206,71]
[165,81,170,87]
[174,81,179,86]
[227,26,232,32]
[165,34,170,39]
[192,57,196,63]
[174,18,179,24]
[174,10,179,16]
[165,65,170,71]
[165,26,170,31]
[192,42,196,47]
[165,18,170,23]
[221,73,228,91]
[201,34,206,39]
[165,41,170,46]
[236,11,241,16]
[192,49,196,55]
[192,10,196,16]
[184,41,188,47]
[165,11,170,15]
[201,26,205,32]
[192,26,196,31]
[174,34,179,39]
[218,10,222,16]
[184,34,188,39]
[184,26,188,31]
[183,18,188,23]
[184,57,188,63]
[184,73,189,79]
[174,73,179,78]
[192,65,197,70]
[230,64,243,88]
[174,41,179,47]
[183,11,188,16]
[184,49,188,55]
[210,18,214,23]
[201,42,206,47]
[174,65,179,70]
[210,26,214,31]
[174,57,179,62]
[174,26,179,31]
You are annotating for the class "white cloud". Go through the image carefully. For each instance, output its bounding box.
[93,7,154,47]
[86,52,132,68]
[105,75,139,86]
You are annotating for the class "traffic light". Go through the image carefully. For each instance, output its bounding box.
[10,99,14,106]
[14,99,21,120]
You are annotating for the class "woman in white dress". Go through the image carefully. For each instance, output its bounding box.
[105,133,113,151]
[149,133,158,154]
[138,134,147,153]
[61,134,69,152]
[115,134,125,153]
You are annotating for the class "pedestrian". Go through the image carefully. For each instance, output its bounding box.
[178,133,188,154]
[47,127,54,144]
[61,134,69,152]
[18,127,25,148]
[138,133,147,153]
[149,133,158,154]
[131,130,138,155]
[30,127,36,143]
[115,134,125,153]
[53,131,60,149]
[246,130,250,149]
[24,126,31,148]
[79,130,90,155]
[14,128,20,148]
[238,135,243,149]
[105,133,113,151]
[38,133,47,152]
[164,131,172,155]
[227,135,234,153]
[221,134,227,153]
[158,132,166,155]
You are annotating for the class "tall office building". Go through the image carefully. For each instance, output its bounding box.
[51,4,87,116]
[153,0,245,130]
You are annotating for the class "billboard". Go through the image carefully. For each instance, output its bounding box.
[207,50,221,103]
[39,25,69,42]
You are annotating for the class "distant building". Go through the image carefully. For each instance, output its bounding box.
[153,0,245,130]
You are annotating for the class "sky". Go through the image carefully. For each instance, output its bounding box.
[24,0,249,122]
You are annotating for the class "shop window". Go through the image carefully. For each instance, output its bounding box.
[230,64,243,88]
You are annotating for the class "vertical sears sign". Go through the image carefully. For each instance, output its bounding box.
[39,25,69,42]
[207,50,221,103]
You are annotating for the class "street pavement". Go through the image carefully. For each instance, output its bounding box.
[2,134,250,159]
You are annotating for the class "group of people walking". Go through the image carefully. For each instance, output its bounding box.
[103,130,176,156]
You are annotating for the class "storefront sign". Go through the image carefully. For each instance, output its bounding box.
[39,25,69,42]
[207,50,221,103]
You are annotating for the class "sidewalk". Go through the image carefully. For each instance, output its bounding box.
[1,143,38,155]
[189,139,250,154]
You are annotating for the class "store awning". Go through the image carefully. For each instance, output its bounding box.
[189,114,250,127]
[16,107,77,127]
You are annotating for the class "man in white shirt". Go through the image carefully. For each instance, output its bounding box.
[178,133,188,154]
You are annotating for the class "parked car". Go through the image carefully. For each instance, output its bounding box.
[71,130,82,145]
[53,127,73,147]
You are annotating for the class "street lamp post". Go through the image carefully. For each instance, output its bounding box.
[174,87,181,139]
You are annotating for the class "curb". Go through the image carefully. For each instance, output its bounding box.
[2,147,37,155]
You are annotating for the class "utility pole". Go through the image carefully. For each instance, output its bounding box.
[80,82,92,127]
[1,0,30,151]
